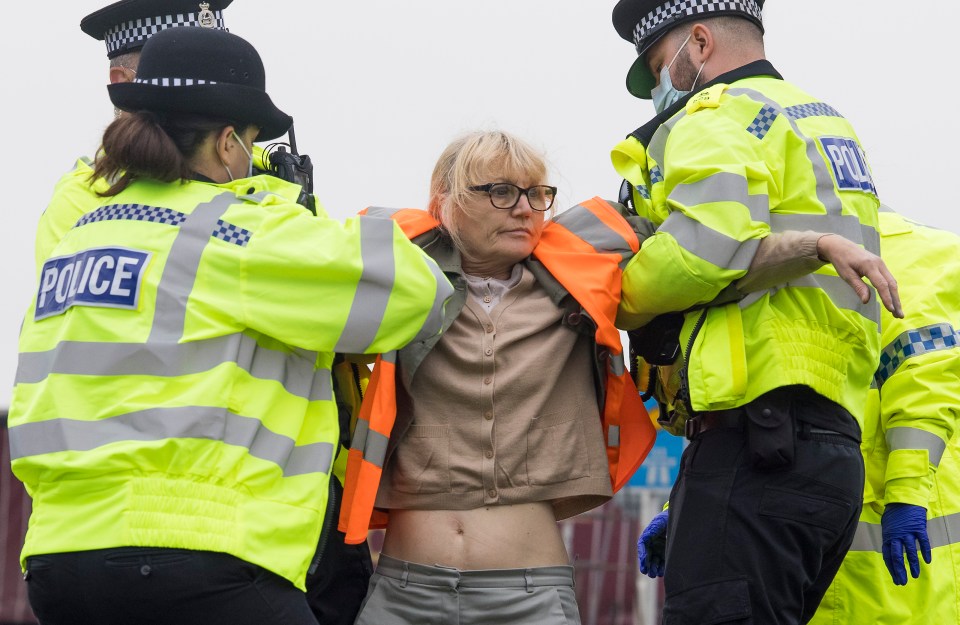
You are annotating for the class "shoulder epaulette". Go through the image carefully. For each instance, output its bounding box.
[686,84,727,114]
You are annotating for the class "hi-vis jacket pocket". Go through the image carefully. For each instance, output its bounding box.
[688,303,748,409]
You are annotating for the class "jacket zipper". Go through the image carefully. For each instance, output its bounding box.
[676,309,708,416]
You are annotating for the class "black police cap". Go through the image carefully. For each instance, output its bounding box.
[108,26,292,141]
[80,0,235,58]
[612,0,765,99]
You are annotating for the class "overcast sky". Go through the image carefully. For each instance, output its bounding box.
[1,1,956,409]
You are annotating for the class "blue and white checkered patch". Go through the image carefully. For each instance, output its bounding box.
[76,204,187,228]
[212,220,252,247]
[785,102,843,120]
[650,166,664,185]
[747,104,778,140]
[875,323,959,386]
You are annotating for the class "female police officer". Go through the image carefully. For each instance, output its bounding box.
[8,26,451,625]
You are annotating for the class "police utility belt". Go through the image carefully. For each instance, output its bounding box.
[684,386,861,470]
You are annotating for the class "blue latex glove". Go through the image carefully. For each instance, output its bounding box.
[637,510,669,578]
[881,503,932,585]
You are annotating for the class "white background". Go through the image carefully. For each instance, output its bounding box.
[1,1,956,408]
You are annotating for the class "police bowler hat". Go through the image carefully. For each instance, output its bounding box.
[612,0,765,99]
[108,27,292,141]
[81,0,235,59]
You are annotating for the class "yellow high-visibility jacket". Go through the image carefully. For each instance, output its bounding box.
[612,61,880,422]
[11,173,452,589]
[811,208,960,624]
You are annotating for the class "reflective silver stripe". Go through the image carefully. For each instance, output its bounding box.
[335,217,397,353]
[150,192,236,342]
[848,520,882,552]
[886,427,947,467]
[659,211,760,271]
[410,256,452,344]
[726,88,846,217]
[381,350,398,365]
[553,203,634,257]
[849,512,960,552]
[876,323,958,387]
[350,418,389,468]
[669,173,770,224]
[784,274,880,324]
[608,425,621,448]
[364,206,405,219]
[647,112,686,167]
[739,273,880,324]
[239,191,283,204]
[879,204,895,214]
[15,334,331,402]
[770,213,880,254]
[609,353,625,377]
[8,407,333,477]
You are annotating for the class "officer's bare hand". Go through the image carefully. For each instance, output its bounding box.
[817,234,903,318]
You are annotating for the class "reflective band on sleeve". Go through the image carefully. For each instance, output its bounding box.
[609,353,625,377]
[350,418,389,468]
[659,211,760,271]
[738,274,880,324]
[410,257,453,344]
[149,192,237,343]
[8,407,334,477]
[849,512,960,552]
[876,323,958,387]
[771,213,880,254]
[335,217,397,353]
[668,172,771,224]
[786,274,880,324]
[553,204,634,256]
[15,333,330,402]
[886,427,948,467]
[363,206,404,219]
[608,425,621,448]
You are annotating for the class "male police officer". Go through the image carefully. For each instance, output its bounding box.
[611,1,882,622]
[34,1,236,268]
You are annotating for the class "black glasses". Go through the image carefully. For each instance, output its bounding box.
[469,183,557,212]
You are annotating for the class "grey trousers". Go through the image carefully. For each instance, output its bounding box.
[354,554,582,625]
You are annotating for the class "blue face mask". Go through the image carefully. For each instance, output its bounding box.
[650,34,705,114]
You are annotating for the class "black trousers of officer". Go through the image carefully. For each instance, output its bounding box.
[661,386,864,625]
[26,548,319,625]
[304,478,374,625]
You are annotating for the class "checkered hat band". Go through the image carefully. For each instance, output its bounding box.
[633,0,761,49]
[104,11,226,54]
[133,77,218,86]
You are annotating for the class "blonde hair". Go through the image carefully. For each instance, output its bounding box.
[428,130,550,249]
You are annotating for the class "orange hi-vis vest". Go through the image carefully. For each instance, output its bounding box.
[339,198,657,544]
